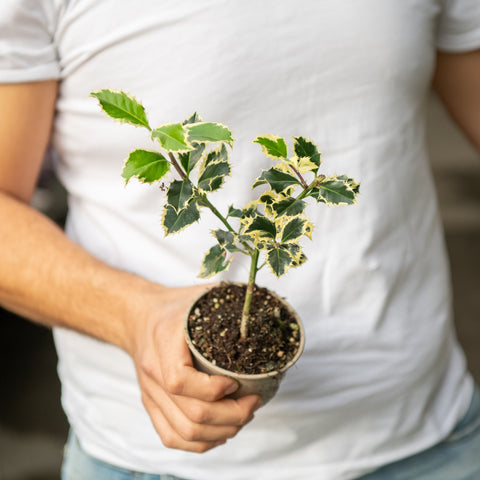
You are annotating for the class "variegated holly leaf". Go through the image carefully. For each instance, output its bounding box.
[258,191,276,218]
[254,134,288,160]
[182,112,203,125]
[186,122,234,147]
[287,156,320,174]
[266,245,293,278]
[253,167,301,194]
[279,216,314,243]
[238,233,256,244]
[152,123,193,152]
[212,229,233,246]
[280,242,302,263]
[291,251,307,268]
[240,200,261,218]
[178,143,205,176]
[90,89,151,130]
[212,229,243,252]
[166,180,194,212]
[273,197,307,217]
[227,205,242,218]
[346,175,361,195]
[259,192,307,218]
[162,200,200,235]
[239,200,261,232]
[197,144,231,192]
[244,216,277,240]
[293,136,321,170]
[198,244,232,278]
[122,149,170,184]
[309,174,359,205]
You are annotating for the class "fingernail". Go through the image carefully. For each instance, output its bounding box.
[224,382,239,396]
[254,398,263,411]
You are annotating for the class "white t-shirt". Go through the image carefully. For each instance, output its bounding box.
[1,1,480,479]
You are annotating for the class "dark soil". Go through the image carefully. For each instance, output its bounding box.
[187,283,301,374]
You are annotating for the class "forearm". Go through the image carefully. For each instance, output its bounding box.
[0,80,258,452]
[0,190,159,352]
[433,49,480,153]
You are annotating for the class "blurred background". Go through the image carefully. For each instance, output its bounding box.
[0,94,479,480]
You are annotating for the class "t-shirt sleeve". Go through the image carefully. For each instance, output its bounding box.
[436,0,480,52]
[0,1,61,83]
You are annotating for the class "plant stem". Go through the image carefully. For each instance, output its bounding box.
[168,150,258,335]
[296,176,321,201]
[240,248,260,339]
[198,194,237,234]
[289,165,309,189]
[168,152,188,181]
[198,194,255,255]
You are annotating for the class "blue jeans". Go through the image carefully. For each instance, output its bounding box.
[62,388,480,480]
[61,432,189,480]
[356,386,480,480]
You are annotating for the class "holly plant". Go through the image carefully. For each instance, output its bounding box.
[91,89,360,339]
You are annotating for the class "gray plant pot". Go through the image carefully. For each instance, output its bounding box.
[184,285,305,404]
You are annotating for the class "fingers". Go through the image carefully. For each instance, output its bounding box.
[138,323,240,402]
[160,364,240,402]
[145,300,240,402]
[173,393,261,427]
[142,370,261,426]
[141,374,261,452]
[133,284,263,452]
[142,393,227,453]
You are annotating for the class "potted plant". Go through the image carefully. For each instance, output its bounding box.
[91,89,360,403]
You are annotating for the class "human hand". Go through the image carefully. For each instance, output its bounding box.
[127,284,262,453]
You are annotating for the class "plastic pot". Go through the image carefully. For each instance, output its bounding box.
[184,285,305,404]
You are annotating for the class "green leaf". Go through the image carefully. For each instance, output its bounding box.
[152,123,193,152]
[280,242,302,262]
[346,175,361,195]
[90,89,151,130]
[253,167,301,194]
[166,180,194,212]
[182,112,203,125]
[292,137,321,168]
[294,156,320,174]
[309,174,359,205]
[259,193,307,218]
[198,244,232,279]
[212,229,243,253]
[238,233,255,244]
[244,216,277,239]
[197,144,231,192]
[198,162,230,192]
[291,252,307,268]
[266,245,293,278]
[186,122,234,146]
[178,143,205,175]
[227,205,242,218]
[239,201,262,236]
[162,201,200,235]
[254,134,288,160]
[280,216,313,243]
[272,197,307,217]
[240,201,260,220]
[122,149,170,184]
[212,229,234,246]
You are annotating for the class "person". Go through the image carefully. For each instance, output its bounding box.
[1,1,480,479]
